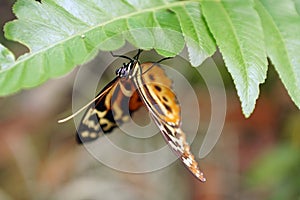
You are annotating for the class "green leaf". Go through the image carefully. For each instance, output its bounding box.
[1,0,214,96]
[0,44,15,70]
[1,0,300,118]
[201,0,268,117]
[171,2,216,66]
[255,0,300,110]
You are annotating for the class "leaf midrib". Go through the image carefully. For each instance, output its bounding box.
[1,1,194,74]
[219,2,249,101]
[257,0,298,87]
[185,6,201,43]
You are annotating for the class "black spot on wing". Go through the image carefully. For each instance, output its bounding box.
[162,96,168,102]
[154,85,162,92]
[149,74,155,81]
[164,103,172,113]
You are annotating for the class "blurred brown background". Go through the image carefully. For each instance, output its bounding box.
[1,0,300,199]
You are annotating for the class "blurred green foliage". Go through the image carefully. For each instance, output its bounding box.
[246,113,300,200]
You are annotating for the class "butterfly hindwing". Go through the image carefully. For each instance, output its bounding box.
[76,77,143,143]
[76,78,118,143]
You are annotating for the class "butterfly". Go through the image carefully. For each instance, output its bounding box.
[59,50,206,182]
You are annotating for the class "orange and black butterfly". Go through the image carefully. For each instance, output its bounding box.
[59,50,206,182]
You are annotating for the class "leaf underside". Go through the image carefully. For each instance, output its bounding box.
[201,0,268,117]
[0,0,300,117]
[0,0,215,95]
[255,0,300,110]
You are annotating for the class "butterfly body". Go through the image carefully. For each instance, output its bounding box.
[76,51,206,182]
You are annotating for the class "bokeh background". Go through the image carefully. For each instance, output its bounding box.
[1,0,300,199]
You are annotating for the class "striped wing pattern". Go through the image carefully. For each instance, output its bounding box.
[133,63,206,182]
[76,54,206,182]
[76,77,143,143]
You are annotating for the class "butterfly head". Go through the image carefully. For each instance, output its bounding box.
[116,61,136,78]
[114,49,143,78]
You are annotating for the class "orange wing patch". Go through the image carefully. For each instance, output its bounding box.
[134,62,206,182]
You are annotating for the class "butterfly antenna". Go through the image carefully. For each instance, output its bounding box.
[133,49,143,60]
[142,56,173,75]
[156,56,173,63]
[110,51,133,62]
[58,93,103,123]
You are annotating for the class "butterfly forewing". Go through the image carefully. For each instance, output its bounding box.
[134,62,206,182]
[154,118,206,182]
